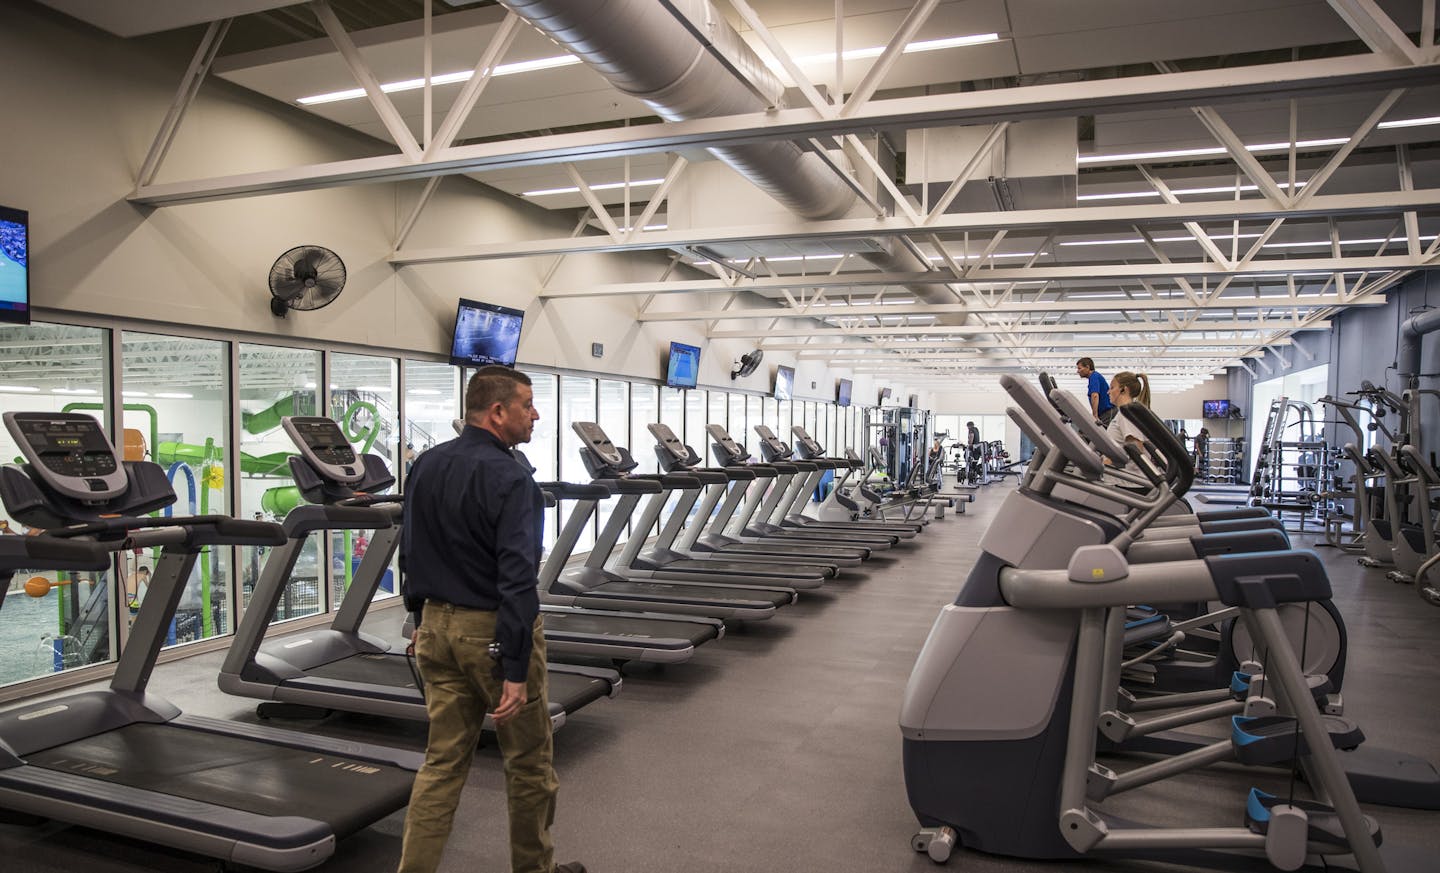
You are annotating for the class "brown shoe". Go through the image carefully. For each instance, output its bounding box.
[555,865,587,873]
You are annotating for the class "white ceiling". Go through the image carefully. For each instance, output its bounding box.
[31,0,1440,387]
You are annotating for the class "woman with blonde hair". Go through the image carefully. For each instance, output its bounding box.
[1106,370,1154,456]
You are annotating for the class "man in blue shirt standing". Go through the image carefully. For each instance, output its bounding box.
[398,366,584,873]
[1076,357,1116,425]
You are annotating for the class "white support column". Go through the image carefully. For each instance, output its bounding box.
[1136,165,1233,268]
[722,0,836,116]
[427,13,522,158]
[136,18,231,188]
[1191,106,1290,207]
[839,0,941,117]
[562,164,623,239]
[1397,143,1422,257]
[1327,0,1423,65]
[924,123,1009,224]
[625,155,689,242]
[1289,89,1404,206]
[311,1,422,161]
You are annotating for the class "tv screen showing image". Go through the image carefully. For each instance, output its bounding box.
[666,341,700,389]
[836,378,852,407]
[774,365,795,401]
[449,298,524,367]
[879,386,892,405]
[1203,399,1231,419]
[0,205,30,325]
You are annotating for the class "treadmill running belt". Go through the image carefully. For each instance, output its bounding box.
[542,613,716,647]
[26,723,414,839]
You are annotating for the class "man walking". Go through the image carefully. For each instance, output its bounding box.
[1076,357,1116,425]
[398,366,584,873]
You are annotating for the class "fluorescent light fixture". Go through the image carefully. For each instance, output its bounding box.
[409,389,443,396]
[0,385,40,393]
[356,385,392,392]
[154,392,193,399]
[787,32,1001,67]
[1378,115,1440,129]
[51,387,98,395]
[303,381,317,389]
[523,178,665,197]
[1060,232,1437,249]
[1077,181,1305,202]
[617,224,668,233]
[1079,138,1348,165]
[122,390,150,397]
[298,54,582,105]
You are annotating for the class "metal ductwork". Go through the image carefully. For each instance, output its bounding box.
[1398,308,1440,380]
[500,0,960,321]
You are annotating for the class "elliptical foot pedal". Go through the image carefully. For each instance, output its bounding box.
[1231,716,1365,766]
[1246,788,1382,854]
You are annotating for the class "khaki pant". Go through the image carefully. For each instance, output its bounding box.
[398,603,557,873]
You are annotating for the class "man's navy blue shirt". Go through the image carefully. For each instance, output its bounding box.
[402,425,545,682]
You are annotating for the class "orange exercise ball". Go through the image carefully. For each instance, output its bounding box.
[23,576,54,598]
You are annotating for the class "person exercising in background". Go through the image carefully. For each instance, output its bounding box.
[1076,357,1115,425]
[398,366,585,873]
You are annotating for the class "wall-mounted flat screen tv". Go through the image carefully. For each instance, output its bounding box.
[666,341,701,389]
[450,298,524,367]
[774,365,795,401]
[836,378,852,407]
[1203,399,1231,419]
[878,386,892,405]
[0,205,31,325]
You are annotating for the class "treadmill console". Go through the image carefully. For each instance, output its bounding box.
[282,416,363,485]
[753,424,790,458]
[572,421,623,466]
[791,426,824,457]
[707,424,748,464]
[646,423,689,461]
[3,411,127,501]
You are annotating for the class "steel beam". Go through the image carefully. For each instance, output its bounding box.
[311,1,421,161]
[392,188,1440,264]
[1327,0,1423,65]
[130,54,1440,206]
[136,18,231,189]
[538,255,1426,298]
[708,320,1328,338]
[839,0,941,117]
[769,337,1293,352]
[634,293,1381,321]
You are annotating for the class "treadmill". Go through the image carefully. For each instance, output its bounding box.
[0,411,420,872]
[706,425,902,549]
[646,422,869,567]
[534,480,725,662]
[752,425,923,538]
[219,416,619,726]
[547,424,796,620]
[575,422,833,588]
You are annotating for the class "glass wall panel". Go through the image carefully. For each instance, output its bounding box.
[707,390,728,440]
[746,395,762,450]
[630,384,659,475]
[683,389,707,459]
[403,360,460,478]
[660,387,685,440]
[559,376,598,552]
[520,371,559,549]
[331,353,400,607]
[122,331,231,646]
[0,323,113,686]
[727,393,747,462]
[238,344,322,623]
[595,379,629,546]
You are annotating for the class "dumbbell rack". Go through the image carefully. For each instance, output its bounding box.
[1199,437,1243,484]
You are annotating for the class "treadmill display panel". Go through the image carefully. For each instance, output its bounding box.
[647,423,687,459]
[3,412,128,500]
[283,416,362,484]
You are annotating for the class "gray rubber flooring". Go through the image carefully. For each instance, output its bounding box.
[2,486,1439,872]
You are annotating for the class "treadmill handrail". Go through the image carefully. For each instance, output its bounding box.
[592,477,663,495]
[0,535,111,571]
[44,514,286,548]
[538,481,614,500]
[281,504,397,537]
